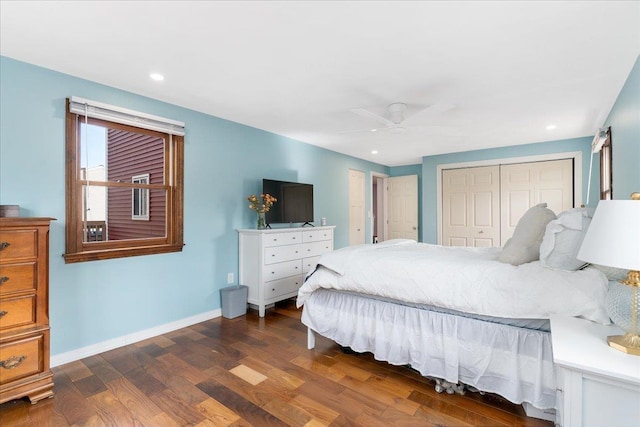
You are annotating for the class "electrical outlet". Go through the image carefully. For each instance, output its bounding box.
[227,273,234,284]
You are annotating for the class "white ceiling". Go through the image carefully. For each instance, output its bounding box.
[1,1,639,166]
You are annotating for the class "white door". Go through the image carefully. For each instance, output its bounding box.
[388,175,418,240]
[349,169,366,245]
[501,159,574,244]
[442,166,500,247]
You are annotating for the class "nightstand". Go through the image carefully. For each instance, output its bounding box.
[551,315,640,427]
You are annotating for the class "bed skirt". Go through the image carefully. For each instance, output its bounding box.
[301,289,557,411]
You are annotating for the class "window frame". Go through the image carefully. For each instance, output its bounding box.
[600,127,612,201]
[132,174,150,221]
[65,98,184,263]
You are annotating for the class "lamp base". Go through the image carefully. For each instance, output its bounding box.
[607,333,640,356]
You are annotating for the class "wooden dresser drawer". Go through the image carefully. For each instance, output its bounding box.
[0,230,37,260]
[0,263,37,295]
[0,295,35,330]
[0,333,44,385]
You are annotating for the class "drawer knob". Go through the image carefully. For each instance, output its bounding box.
[0,355,26,370]
[0,242,10,251]
[0,310,7,319]
[0,276,8,285]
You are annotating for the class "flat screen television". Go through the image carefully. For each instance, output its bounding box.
[263,179,314,226]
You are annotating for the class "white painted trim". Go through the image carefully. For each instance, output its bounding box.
[436,151,583,245]
[370,171,389,243]
[50,309,221,367]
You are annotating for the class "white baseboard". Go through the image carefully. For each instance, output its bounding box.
[51,309,222,367]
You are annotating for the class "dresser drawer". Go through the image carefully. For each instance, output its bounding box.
[264,276,303,300]
[302,229,333,243]
[0,230,37,260]
[263,259,302,282]
[0,333,44,385]
[264,244,303,264]
[302,256,321,274]
[263,232,302,247]
[0,263,37,295]
[0,295,36,330]
[300,241,333,258]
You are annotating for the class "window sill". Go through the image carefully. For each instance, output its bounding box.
[64,244,184,263]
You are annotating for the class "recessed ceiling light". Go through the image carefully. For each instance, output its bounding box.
[371,150,378,155]
[150,73,164,82]
[546,124,557,130]
[371,129,377,132]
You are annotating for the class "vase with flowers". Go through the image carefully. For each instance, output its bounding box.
[247,193,277,229]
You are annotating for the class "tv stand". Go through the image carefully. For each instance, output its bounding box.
[301,222,314,227]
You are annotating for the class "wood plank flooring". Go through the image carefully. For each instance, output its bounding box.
[0,300,553,426]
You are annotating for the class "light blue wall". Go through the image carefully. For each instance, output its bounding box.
[0,56,388,356]
[603,54,640,199]
[420,137,595,244]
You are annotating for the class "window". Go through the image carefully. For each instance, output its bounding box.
[132,174,150,220]
[65,97,184,263]
[600,127,612,200]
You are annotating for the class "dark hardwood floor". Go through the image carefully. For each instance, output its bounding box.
[0,300,553,426]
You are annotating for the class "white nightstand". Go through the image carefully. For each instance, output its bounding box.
[551,315,640,427]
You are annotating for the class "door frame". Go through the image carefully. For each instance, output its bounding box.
[436,151,583,245]
[370,172,388,243]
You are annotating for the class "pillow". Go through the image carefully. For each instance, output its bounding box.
[589,264,629,281]
[539,208,592,271]
[499,203,557,265]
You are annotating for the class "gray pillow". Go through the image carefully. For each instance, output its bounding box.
[499,203,557,266]
[539,208,592,271]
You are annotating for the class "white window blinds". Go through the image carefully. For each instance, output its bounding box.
[69,96,185,136]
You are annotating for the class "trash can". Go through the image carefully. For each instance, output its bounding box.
[220,285,248,319]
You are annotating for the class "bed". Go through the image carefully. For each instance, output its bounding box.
[296,205,613,421]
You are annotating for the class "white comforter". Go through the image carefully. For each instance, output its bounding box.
[297,239,610,324]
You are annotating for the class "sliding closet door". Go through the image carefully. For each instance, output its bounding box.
[442,166,500,247]
[500,159,574,245]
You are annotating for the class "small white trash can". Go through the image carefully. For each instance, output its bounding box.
[220,285,248,319]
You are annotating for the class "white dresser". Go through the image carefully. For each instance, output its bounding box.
[551,315,640,427]
[238,226,334,317]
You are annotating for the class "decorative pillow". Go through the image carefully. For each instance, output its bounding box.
[589,264,629,281]
[498,203,557,266]
[539,208,592,271]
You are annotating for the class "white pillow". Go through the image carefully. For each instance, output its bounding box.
[499,203,557,266]
[540,208,593,271]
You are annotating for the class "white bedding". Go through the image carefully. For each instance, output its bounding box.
[297,239,610,324]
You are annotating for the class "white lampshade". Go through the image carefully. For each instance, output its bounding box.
[577,199,640,271]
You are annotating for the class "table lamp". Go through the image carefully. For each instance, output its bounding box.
[577,192,640,355]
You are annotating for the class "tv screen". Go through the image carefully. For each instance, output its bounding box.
[263,179,314,225]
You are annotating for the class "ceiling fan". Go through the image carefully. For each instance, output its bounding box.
[346,102,456,134]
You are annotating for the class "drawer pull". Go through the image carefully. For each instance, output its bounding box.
[0,355,27,369]
[0,276,8,285]
[0,242,10,251]
[0,310,7,318]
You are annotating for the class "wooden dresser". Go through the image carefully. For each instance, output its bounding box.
[238,226,334,317]
[0,217,54,404]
